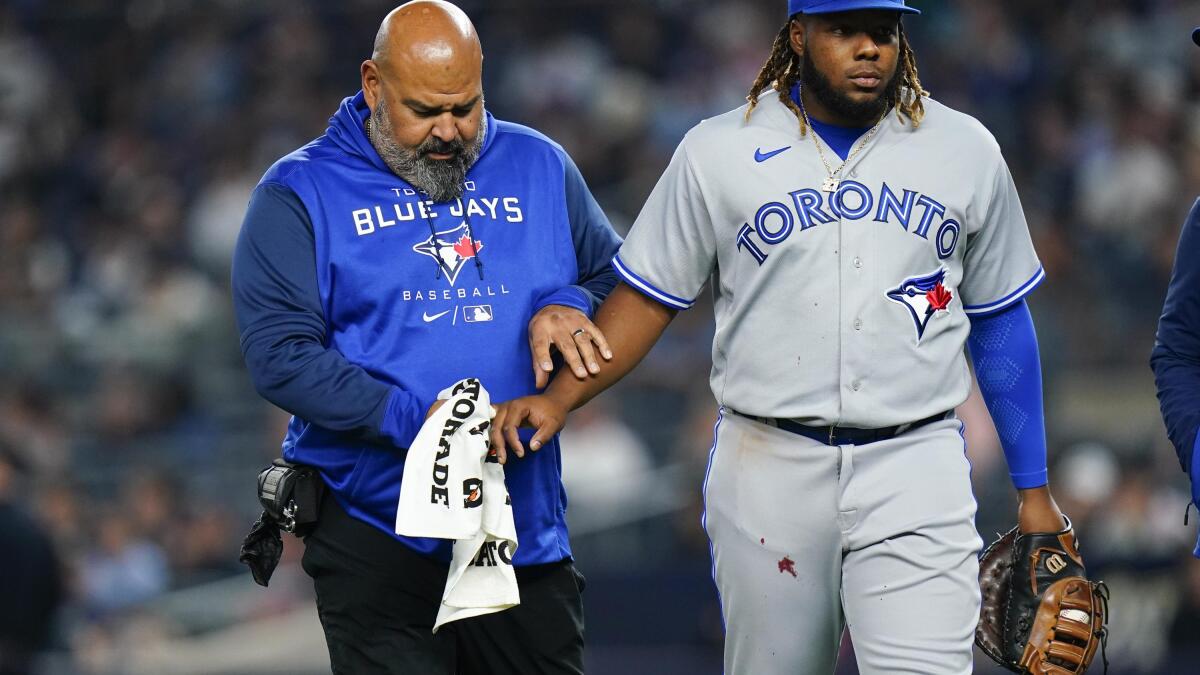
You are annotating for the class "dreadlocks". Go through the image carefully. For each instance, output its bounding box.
[745,18,928,135]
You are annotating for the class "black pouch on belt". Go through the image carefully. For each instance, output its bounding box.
[238,459,326,587]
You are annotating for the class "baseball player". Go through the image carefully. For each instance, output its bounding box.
[1150,26,1200,562]
[490,1,1073,672]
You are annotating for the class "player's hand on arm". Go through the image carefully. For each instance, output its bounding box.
[488,394,570,464]
[493,283,676,461]
[528,304,614,388]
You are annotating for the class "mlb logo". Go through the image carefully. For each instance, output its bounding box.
[464,305,493,323]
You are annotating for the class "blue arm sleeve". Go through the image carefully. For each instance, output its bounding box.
[966,299,1049,489]
[532,152,622,317]
[1151,198,1200,477]
[231,182,426,449]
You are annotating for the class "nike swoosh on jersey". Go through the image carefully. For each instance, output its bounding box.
[423,310,452,323]
[754,146,791,162]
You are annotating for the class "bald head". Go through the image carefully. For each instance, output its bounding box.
[360,1,487,202]
[372,0,481,72]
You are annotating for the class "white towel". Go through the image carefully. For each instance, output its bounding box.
[395,378,519,631]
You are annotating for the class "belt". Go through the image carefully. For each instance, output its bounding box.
[728,409,952,446]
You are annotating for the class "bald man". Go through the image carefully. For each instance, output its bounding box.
[231,2,620,672]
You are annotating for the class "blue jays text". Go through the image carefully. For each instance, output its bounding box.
[352,191,525,236]
[736,181,961,264]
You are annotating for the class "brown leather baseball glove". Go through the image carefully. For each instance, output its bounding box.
[976,518,1109,674]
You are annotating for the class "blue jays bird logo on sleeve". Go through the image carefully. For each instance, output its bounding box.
[412,222,484,286]
[886,268,954,340]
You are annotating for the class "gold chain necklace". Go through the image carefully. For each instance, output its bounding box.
[796,83,886,193]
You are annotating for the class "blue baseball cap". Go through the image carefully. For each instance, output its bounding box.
[788,0,920,17]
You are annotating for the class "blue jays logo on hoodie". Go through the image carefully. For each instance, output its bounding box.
[886,268,954,340]
[412,221,484,286]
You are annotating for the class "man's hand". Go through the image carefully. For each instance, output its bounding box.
[426,399,445,420]
[488,395,569,463]
[495,285,675,463]
[528,305,613,388]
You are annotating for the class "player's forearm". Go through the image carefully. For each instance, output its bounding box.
[544,282,675,410]
[967,300,1049,489]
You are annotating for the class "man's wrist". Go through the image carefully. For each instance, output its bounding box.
[1016,486,1067,532]
[1016,484,1052,502]
[544,379,581,411]
[533,288,592,318]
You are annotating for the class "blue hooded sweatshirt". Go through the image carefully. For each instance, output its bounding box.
[231,92,622,565]
[1152,197,1200,557]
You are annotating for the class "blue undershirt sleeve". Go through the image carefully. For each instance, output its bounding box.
[532,151,622,318]
[966,299,1049,489]
[231,182,427,449]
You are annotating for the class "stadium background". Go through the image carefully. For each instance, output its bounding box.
[1,0,1199,672]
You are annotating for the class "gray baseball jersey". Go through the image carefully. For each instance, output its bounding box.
[614,89,1042,428]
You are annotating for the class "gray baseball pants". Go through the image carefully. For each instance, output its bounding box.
[702,410,983,674]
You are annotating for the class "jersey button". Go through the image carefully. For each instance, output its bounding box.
[853,318,863,331]
[853,257,863,269]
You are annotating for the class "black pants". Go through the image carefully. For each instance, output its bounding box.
[301,495,586,674]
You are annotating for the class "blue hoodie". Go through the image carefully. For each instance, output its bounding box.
[1152,197,1200,557]
[232,92,622,565]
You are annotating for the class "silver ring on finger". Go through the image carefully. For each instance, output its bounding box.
[571,328,587,339]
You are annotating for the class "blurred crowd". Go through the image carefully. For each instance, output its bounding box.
[2,0,1200,672]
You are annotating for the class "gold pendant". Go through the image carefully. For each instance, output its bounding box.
[822,177,839,192]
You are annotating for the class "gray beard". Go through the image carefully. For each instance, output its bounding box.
[367,99,486,204]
